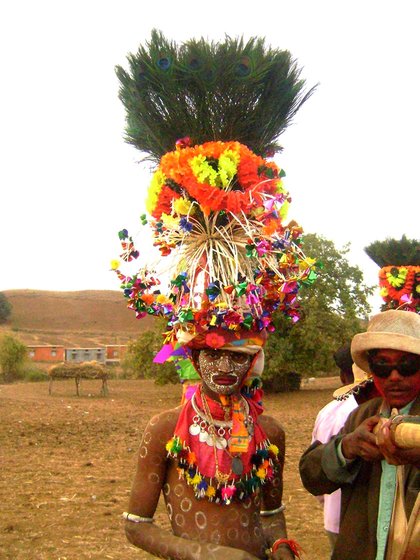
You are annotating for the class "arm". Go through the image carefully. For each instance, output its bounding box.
[299,414,383,496]
[125,409,259,560]
[259,416,295,560]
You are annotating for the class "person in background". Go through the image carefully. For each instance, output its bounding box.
[300,310,420,560]
[310,343,378,555]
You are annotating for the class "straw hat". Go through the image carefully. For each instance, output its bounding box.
[333,364,373,400]
[351,310,420,375]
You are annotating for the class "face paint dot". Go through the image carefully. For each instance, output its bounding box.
[175,513,185,527]
[242,531,251,544]
[242,497,252,509]
[180,498,192,512]
[166,503,173,520]
[272,477,281,487]
[227,527,238,540]
[139,446,148,458]
[240,513,250,527]
[211,529,221,544]
[270,488,280,498]
[229,509,239,521]
[163,483,170,495]
[174,484,184,497]
[195,511,207,530]
[254,526,262,538]
[143,431,152,444]
[148,472,159,484]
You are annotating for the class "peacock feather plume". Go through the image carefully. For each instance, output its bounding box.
[116,29,315,163]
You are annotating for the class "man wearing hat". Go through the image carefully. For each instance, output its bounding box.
[310,343,378,555]
[299,310,420,560]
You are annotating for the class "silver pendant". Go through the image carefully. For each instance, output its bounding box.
[189,423,200,436]
[206,433,217,447]
[199,430,209,443]
[215,437,227,450]
[232,456,244,475]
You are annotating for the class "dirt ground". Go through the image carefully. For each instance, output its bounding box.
[0,377,340,560]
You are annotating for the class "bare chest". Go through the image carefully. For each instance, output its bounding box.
[162,460,268,557]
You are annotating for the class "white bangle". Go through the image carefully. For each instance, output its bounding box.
[260,504,286,517]
[122,512,154,523]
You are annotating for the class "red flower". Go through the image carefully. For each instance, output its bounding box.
[205,332,226,349]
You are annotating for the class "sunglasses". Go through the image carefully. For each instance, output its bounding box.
[367,356,420,379]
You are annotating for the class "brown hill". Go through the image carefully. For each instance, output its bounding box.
[1,289,154,347]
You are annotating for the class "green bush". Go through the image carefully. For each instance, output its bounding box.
[122,321,179,385]
[0,334,27,383]
[23,368,49,382]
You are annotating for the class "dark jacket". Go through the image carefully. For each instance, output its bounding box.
[299,396,420,560]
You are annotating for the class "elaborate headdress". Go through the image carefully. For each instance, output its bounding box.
[112,30,317,358]
[365,235,420,313]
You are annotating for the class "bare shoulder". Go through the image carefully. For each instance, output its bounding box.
[258,414,286,450]
[145,406,181,436]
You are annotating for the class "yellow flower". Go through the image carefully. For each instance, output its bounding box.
[256,468,266,479]
[190,155,218,186]
[380,287,389,297]
[268,444,279,456]
[173,197,195,216]
[146,169,166,214]
[161,213,180,229]
[275,179,286,194]
[205,486,216,498]
[191,474,202,485]
[156,294,171,304]
[165,439,174,452]
[110,259,120,270]
[218,149,239,187]
[279,200,289,220]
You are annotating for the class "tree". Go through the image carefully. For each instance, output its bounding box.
[0,334,27,383]
[122,321,178,385]
[0,293,12,324]
[263,233,374,386]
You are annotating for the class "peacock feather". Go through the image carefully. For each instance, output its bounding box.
[365,235,420,267]
[116,29,316,163]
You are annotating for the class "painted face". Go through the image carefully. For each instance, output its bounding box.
[197,349,252,396]
[369,349,420,408]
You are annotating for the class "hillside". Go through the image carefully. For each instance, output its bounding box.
[1,289,154,347]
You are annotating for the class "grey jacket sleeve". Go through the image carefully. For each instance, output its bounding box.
[299,434,362,496]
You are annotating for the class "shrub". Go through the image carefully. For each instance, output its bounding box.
[0,334,27,383]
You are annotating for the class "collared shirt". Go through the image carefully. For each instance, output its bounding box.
[312,395,358,533]
[375,401,413,560]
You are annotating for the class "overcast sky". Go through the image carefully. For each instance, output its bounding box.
[1,1,418,314]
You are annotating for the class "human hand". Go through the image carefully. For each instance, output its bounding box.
[376,421,420,467]
[341,415,383,462]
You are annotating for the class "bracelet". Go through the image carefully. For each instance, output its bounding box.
[122,512,154,523]
[260,504,286,517]
[271,538,303,558]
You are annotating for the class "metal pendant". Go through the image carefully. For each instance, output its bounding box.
[189,423,200,436]
[206,433,217,447]
[232,456,244,475]
[199,430,209,443]
[215,437,227,450]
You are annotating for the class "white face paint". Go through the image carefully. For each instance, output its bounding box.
[197,349,251,396]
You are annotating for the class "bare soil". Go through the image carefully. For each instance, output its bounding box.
[0,377,339,560]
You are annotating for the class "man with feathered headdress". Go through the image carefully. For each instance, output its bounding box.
[113,31,316,559]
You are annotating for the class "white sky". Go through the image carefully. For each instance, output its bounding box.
[1,1,418,314]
